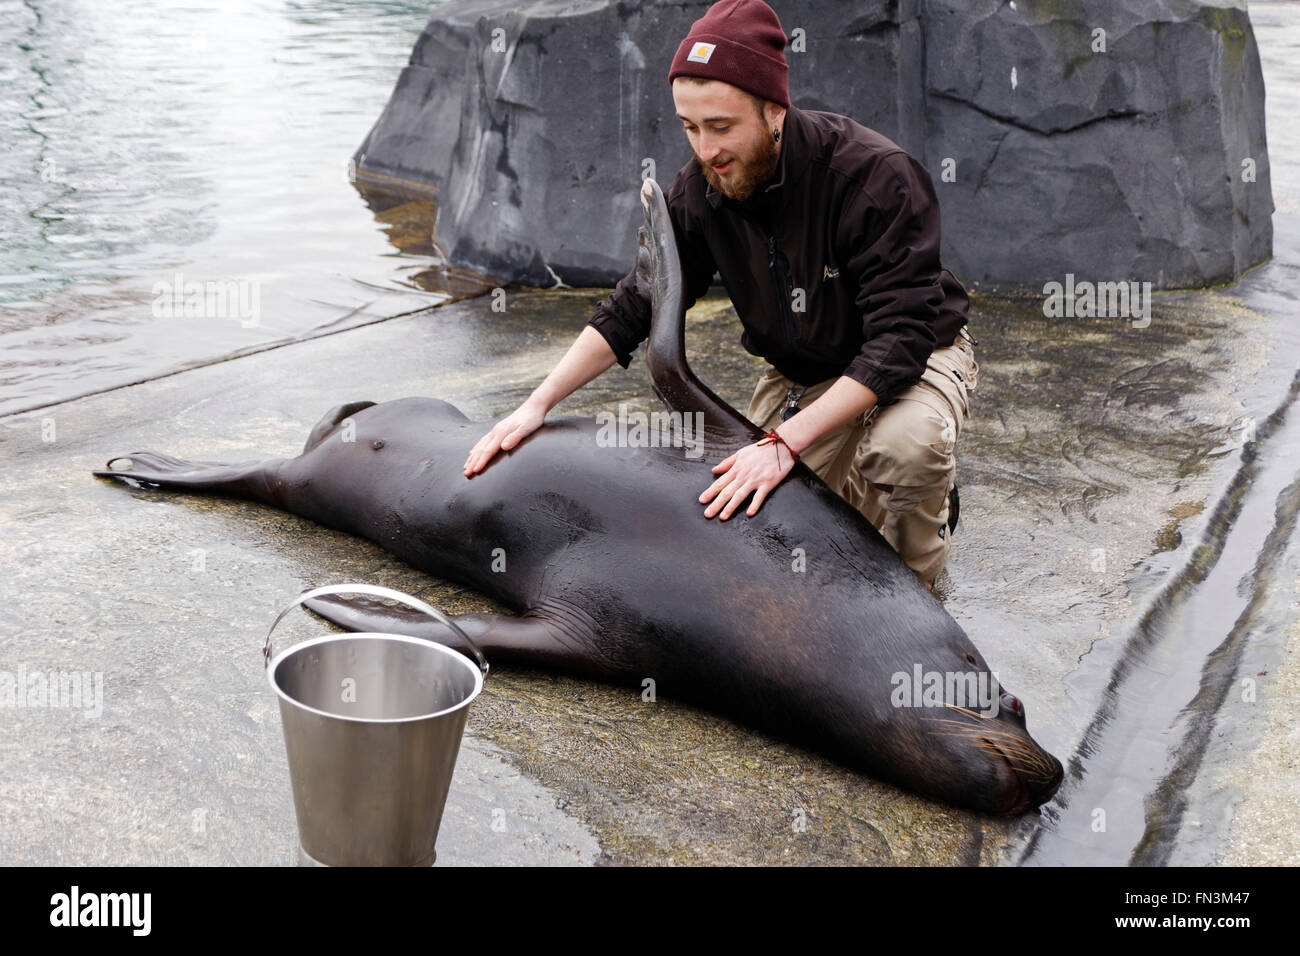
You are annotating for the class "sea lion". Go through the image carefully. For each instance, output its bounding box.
[94,179,1062,815]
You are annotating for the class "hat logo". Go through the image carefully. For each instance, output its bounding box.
[686,42,716,64]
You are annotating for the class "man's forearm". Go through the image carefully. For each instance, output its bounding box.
[775,376,878,454]
[526,325,621,412]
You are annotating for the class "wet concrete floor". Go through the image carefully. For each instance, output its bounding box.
[1,272,1294,865]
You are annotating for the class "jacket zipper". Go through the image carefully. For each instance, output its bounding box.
[767,231,797,351]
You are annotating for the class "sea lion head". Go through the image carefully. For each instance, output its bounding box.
[860,639,1064,816]
[924,690,1064,816]
[909,655,1064,815]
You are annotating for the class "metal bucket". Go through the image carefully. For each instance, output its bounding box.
[263,583,489,866]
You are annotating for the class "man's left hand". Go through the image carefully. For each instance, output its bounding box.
[699,436,799,520]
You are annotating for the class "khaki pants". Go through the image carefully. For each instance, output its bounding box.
[747,334,978,583]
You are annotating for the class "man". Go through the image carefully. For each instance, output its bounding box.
[464,0,978,589]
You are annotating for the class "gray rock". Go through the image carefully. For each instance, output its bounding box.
[351,0,1272,289]
[923,0,1272,288]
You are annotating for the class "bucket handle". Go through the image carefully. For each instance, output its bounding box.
[262,583,490,676]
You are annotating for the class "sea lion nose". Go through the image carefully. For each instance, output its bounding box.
[1001,691,1024,718]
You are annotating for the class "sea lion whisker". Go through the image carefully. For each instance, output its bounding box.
[921,720,1034,744]
[918,715,996,727]
[938,703,985,719]
[931,730,1008,746]
[923,725,1009,740]
[926,732,1005,746]
[930,731,1041,766]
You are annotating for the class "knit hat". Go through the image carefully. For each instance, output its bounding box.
[668,0,790,109]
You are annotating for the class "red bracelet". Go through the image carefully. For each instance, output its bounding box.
[756,430,800,463]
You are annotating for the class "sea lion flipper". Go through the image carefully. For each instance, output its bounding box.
[93,451,282,503]
[639,178,763,446]
[303,400,378,453]
[302,593,459,639]
[302,595,627,681]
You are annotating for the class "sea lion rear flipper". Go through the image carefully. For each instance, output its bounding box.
[639,178,762,446]
[302,594,627,681]
[93,451,282,503]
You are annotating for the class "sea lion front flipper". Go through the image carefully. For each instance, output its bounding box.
[302,400,378,453]
[638,178,763,446]
[301,594,630,681]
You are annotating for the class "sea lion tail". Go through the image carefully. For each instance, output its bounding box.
[93,450,283,504]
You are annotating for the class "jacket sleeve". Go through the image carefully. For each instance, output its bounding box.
[587,170,717,368]
[840,151,945,403]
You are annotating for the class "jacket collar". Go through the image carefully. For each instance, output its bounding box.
[705,105,811,212]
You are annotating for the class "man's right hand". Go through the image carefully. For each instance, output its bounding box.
[462,325,621,477]
[463,399,548,476]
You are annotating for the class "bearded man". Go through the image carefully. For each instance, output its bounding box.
[465,0,978,590]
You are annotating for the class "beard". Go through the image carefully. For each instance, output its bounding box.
[694,131,781,202]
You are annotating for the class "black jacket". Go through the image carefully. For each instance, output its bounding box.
[588,106,969,403]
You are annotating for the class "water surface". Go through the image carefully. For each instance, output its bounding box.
[0,0,460,416]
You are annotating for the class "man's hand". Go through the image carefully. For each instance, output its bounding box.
[699,434,799,520]
[463,399,547,476]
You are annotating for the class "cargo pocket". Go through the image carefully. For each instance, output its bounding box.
[920,356,969,427]
[857,385,958,488]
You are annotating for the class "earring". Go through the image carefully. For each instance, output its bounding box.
[773,128,781,143]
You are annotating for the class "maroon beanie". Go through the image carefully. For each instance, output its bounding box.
[668,0,790,109]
